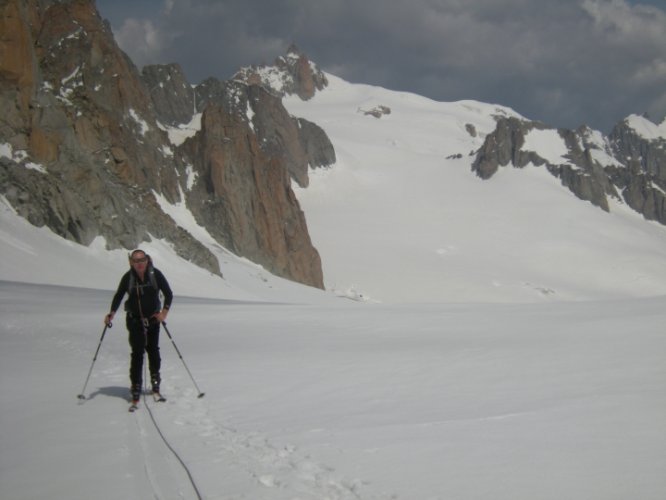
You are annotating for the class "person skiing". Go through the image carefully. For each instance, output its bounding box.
[104,249,173,403]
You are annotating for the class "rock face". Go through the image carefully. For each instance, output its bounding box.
[607,118,666,224]
[472,115,665,224]
[177,81,323,287]
[359,105,392,118]
[145,60,336,189]
[472,117,540,179]
[141,63,195,127]
[232,44,328,101]
[0,0,331,288]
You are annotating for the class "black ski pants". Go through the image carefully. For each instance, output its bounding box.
[126,315,161,387]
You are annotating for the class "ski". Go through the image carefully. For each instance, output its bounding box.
[152,392,166,403]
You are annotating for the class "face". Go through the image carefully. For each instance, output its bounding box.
[129,251,148,273]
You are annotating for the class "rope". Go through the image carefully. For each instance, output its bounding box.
[141,352,204,499]
[144,393,204,499]
[134,272,203,498]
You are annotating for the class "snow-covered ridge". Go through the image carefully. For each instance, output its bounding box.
[625,113,666,141]
[3,72,666,304]
[284,73,666,303]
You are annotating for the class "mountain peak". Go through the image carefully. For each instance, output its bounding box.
[622,113,666,141]
[233,45,328,100]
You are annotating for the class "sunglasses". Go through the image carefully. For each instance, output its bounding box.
[131,257,148,264]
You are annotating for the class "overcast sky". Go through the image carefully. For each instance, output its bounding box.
[96,0,666,133]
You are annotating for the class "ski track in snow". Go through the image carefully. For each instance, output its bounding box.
[93,343,382,499]
[146,383,380,499]
[1,282,387,500]
[3,281,666,499]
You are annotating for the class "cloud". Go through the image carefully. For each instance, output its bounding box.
[98,0,666,132]
[113,18,167,66]
[582,0,666,42]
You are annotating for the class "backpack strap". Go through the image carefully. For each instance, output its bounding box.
[127,265,158,295]
[147,265,158,290]
[127,271,135,295]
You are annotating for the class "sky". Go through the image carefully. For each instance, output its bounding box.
[95,0,666,134]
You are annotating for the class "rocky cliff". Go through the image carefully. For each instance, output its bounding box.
[607,117,666,224]
[0,0,332,288]
[472,115,665,224]
[232,44,329,101]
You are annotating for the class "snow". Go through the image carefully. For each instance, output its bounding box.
[625,114,666,141]
[1,283,665,499]
[284,74,666,303]
[24,162,47,173]
[160,113,203,146]
[61,65,82,87]
[522,128,571,166]
[579,127,625,168]
[0,142,13,159]
[246,101,256,132]
[129,108,150,136]
[2,74,666,499]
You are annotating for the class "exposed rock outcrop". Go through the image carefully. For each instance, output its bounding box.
[472,117,542,179]
[472,114,664,221]
[296,117,336,173]
[1,0,193,255]
[145,64,336,188]
[607,118,666,224]
[232,44,328,101]
[178,84,323,287]
[0,0,328,288]
[359,105,391,118]
[141,63,195,127]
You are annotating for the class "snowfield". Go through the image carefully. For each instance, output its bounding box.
[1,73,666,499]
[1,282,665,499]
[285,75,666,303]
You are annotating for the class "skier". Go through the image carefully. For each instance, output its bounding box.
[104,249,173,404]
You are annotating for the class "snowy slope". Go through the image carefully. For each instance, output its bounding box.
[2,74,666,304]
[1,283,665,499]
[0,195,333,305]
[285,75,666,303]
[624,113,666,141]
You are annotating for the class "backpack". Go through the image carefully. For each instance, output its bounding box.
[127,262,158,294]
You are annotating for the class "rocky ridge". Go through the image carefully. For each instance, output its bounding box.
[0,0,334,288]
[232,44,329,101]
[471,115,666,224]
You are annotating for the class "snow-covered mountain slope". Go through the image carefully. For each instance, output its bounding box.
[0,195,333,305]
[624,113,666,141]
[285,74,666,303]
[2,74,666,304]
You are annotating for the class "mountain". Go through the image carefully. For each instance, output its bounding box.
[1,0,666,303]
[607,115,666,224]
[0,0,331,289]
[283,76,666,302]
[472,114,666,224]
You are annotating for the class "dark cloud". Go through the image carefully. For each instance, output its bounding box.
[97,0,666,132]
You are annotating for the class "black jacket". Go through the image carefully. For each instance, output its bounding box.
[110,266,173,318]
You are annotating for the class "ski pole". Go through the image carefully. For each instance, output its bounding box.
[77,323,111,400]
[162,322,205,398]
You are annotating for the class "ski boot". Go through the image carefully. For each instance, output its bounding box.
[130,384,141,403]
[151,375,161,395]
